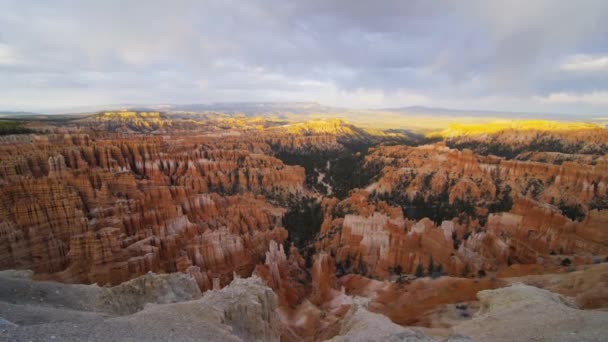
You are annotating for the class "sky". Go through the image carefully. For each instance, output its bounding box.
[1,0,608,115]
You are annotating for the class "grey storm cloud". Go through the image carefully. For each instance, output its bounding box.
[1,0,608,114]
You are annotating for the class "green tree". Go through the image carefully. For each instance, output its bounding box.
[462,264,470,277]
[558,200,586,222]
[282,197,323,251]
[433,264,443,278]
[391,265,403,275]
[415,264,425,278]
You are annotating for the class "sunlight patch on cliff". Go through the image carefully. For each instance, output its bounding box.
[428,120,602,138]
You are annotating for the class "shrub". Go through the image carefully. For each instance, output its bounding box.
[588,195,608,211]
[558,201,586,222]
[522,178,544,199]
[455,304,468,310]
[421,172,435,191]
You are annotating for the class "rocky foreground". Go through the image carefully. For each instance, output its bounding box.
[1,269,607,341]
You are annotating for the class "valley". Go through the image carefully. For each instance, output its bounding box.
[1,110,607,340]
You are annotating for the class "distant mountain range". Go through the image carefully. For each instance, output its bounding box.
[0,111,43,117]
[0,102,598,122]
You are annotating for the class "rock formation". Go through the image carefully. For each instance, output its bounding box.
[0,270,281,341]
[314,142,608,279]
[0,128,306,290]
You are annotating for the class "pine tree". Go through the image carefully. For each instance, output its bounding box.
[433,264,443,278]
[415,263,425,278]
[427,256,435,275]
[462,264,470,277]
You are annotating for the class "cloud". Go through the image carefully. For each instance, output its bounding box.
[536,91,608,106]
[560,54,608,73]
[1,0,608,115]
[0,43,19,66]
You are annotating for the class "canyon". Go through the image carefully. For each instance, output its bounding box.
[1,111,607,341]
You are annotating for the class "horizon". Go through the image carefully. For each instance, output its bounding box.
[2,1,608,115]
[0,101,605,121]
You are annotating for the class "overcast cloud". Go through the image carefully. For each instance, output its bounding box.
[1,0,607,115]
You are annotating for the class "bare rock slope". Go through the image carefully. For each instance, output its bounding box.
[454,283,608,342]
[329,298,439,342]
[0,271,279,341]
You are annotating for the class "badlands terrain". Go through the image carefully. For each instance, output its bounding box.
[1,110,608,341]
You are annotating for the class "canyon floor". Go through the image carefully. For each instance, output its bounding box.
[1,111,608,340]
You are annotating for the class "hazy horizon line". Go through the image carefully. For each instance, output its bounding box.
[1,101,603,120]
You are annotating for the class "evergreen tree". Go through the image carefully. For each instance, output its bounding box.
[415,264,425,278]
[437,264,443,275]
[427,256,435,275]
[462,264,470,277]
[432,264,443,279]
